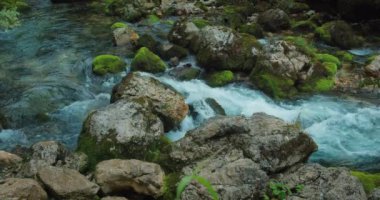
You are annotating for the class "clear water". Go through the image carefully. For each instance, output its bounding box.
[0,2,379,171]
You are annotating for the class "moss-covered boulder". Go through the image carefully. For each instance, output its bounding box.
[92,55,125,76]
[76,98,166,170]
[315,20,364,49]
[131,47,166,73]
[206,70,234,87]
[250,39,337,98]
[196,27,261,72]
[351,171,380,194]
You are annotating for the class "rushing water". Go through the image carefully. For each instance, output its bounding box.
[0,2,379,171]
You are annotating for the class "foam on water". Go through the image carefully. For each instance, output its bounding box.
[157,75,380,170]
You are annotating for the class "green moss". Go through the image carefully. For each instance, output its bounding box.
[0,0,29,11]
[316,53,341,66]
[314,78,334,92]
[336,51,354,62]
[351,171,380,194]
[192,18,210,29]
[92,55,125,76]
[315,23,332,43]
[146,14,160,25]
[285,36,317,57]
[323,62,338,76]
[131,47,166,73]
[291,20,317,32]
[111,22,127,30]
[238,23,264,38]
[254,73,296,99]
[206,70,234,87]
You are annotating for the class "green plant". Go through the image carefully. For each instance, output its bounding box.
[0,8,20,29]
[266,181,304,200]
[175,174,219,200]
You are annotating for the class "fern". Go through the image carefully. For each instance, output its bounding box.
[175,175,219,200]
[0,8,20,29]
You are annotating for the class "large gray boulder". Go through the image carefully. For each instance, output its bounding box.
[275,164,367,200]
[0,178,48,200]
[169,20,261,71]
[170,113,317,199]
[95,159,165,198]
[111,72,189,131]
[37,166,99,199]
[77,99,165,167]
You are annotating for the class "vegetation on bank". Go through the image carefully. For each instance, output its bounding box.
[0,0,28,29]
[351,171,380,194]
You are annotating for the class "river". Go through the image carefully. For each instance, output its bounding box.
[0,1,379,171]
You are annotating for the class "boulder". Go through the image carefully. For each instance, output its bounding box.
[365,55,380,78]
[315,20,363,49]
[131,47,167,73]
[37,166,99,199]
[92,55,126,76]
[77,99,165,168]
[111,72,188,131]
[169,20,261,71]
[169,67,201,80]
[95,159,165,198]
[169,113,317,199]
[0,178,48,200]
[275,164,367,200]
[18,141,87,176]
[113,26,139,46]
[158,43,189,60]
[206,70,234,87]
[0,151,22,168]
[258,9,290,32]
[250,39,335,98]
[205,98,225,115]
[369,188,380,200]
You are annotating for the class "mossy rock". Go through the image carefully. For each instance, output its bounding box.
[92,55,126,76]
[145,14,160,25]
[238,23,264,38]
[111,22,127,30]
[131,47,166,73]
[192,18,210,29]
[314,78,335,92]
[315,21,364,49]
[291,20,317,32]
[135,34,160,53]
[206,70,234,87]
[336,51,354,62]
[251,71,297,99]
[169,67,201,81]
[351,171,380,194]
[284,36,317,57]
[197,33,261,72]
[316,53,341,67]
